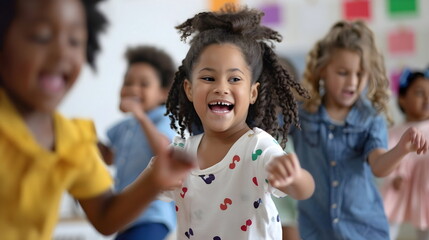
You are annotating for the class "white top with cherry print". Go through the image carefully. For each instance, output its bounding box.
[160,127,286,240]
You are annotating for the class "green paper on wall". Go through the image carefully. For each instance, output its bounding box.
[387,0,418,16]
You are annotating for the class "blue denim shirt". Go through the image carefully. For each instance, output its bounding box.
[107,105,177,232]
[290,99,390,240]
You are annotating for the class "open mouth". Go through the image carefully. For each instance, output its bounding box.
[208,101,234,113]
[343,89,355,96]
[39,74,67,95]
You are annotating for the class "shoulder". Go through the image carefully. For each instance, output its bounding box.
[347,98,385,127]
[250,127,283,150]
[55,114,98,143]
[172,134,201,148]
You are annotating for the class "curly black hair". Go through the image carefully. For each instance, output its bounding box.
[165,4,309,148]
[124,46,176,89]
[0,0,108,70]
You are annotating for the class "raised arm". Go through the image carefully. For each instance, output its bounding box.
[368,126,428,177]
[78,147,195,235]
[120,97,170,156]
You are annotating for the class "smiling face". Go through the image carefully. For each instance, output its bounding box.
[0,0,87,113]
[121,63,167,112]
[322,49,368,116]
[399,76,429,122]
[184,43,259,135]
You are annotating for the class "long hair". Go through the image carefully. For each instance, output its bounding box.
[165,5,309,148]
[302,20,392,125]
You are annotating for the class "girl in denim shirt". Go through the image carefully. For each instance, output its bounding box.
[290,20,428,240]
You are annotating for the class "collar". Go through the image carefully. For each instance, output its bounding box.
[0,88,96,167]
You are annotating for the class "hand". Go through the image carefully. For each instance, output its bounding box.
[392,176,403,191]
[266,153,302,189]
[120,96,144,117]
[397,127,428,155]
[145,147,196,191]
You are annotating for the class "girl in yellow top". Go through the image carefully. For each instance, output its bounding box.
[0,0,194,239]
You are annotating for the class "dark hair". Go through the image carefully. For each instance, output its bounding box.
[397,68,429,112]
[165,4,309,148]
[124,46,176,89]
[0,0,108,70]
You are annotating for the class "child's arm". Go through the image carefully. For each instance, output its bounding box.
[78,147,195,235]
[266,153,315,200]
[120,97,170,156]
[97,141,114,165]
[368,127,428,177]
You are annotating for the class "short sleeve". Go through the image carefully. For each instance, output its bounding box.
[67,121,113,199]
[363,115,388,159]
[254,133,288,198]
[106,123,120,147]
[156,116,177,142]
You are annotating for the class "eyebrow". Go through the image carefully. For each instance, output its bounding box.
[198,67,245,74]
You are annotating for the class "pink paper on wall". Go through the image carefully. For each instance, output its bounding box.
[390,68,403,96]
[260,3,282,26]
[388,28,415,55]
[342,0,372,21]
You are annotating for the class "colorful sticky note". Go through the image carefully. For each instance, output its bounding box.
[390,67,403,95]
[342,0,372,21]
[260,3,282,26]
[388,28,416,55]
[210,0,239,12]
[387,0,418,16]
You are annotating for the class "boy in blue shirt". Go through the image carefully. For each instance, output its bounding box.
[102,46,177,240]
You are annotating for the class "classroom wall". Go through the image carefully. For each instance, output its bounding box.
[59,0,429,141]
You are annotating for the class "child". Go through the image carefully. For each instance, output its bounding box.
[290,20,428,240]
[103,46,178,240]
[0,0,193,239]
[381,68,429,240]
[163,5,315,240]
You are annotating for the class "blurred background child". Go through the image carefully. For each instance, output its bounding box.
[100,45,177,240]
[0,1,193,239]
[290,20,428,240]
[381,68,429,240]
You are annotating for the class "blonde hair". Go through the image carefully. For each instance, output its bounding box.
[302,20,393,125]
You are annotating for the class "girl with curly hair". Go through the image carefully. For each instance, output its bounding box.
[290,20,428,240]
[163,4,315,239]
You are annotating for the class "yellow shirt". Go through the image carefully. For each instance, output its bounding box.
[0,89,113,240]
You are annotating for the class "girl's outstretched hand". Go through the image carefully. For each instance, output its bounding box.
[145,147,196,192]
[397,127,428,155]
[266,153,314,200]
[266,153,302,189]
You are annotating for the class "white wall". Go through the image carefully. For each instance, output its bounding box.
[59,0,429,140]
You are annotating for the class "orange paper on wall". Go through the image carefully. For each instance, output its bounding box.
[210,0,239,11]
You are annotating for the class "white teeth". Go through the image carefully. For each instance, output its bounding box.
[209,101,232,106]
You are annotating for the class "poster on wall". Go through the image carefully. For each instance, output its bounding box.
[387,28,416,55]
[259,3,282,26]
[342,0,372,21]
[387,0,418,16]
[210,0,239,11]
